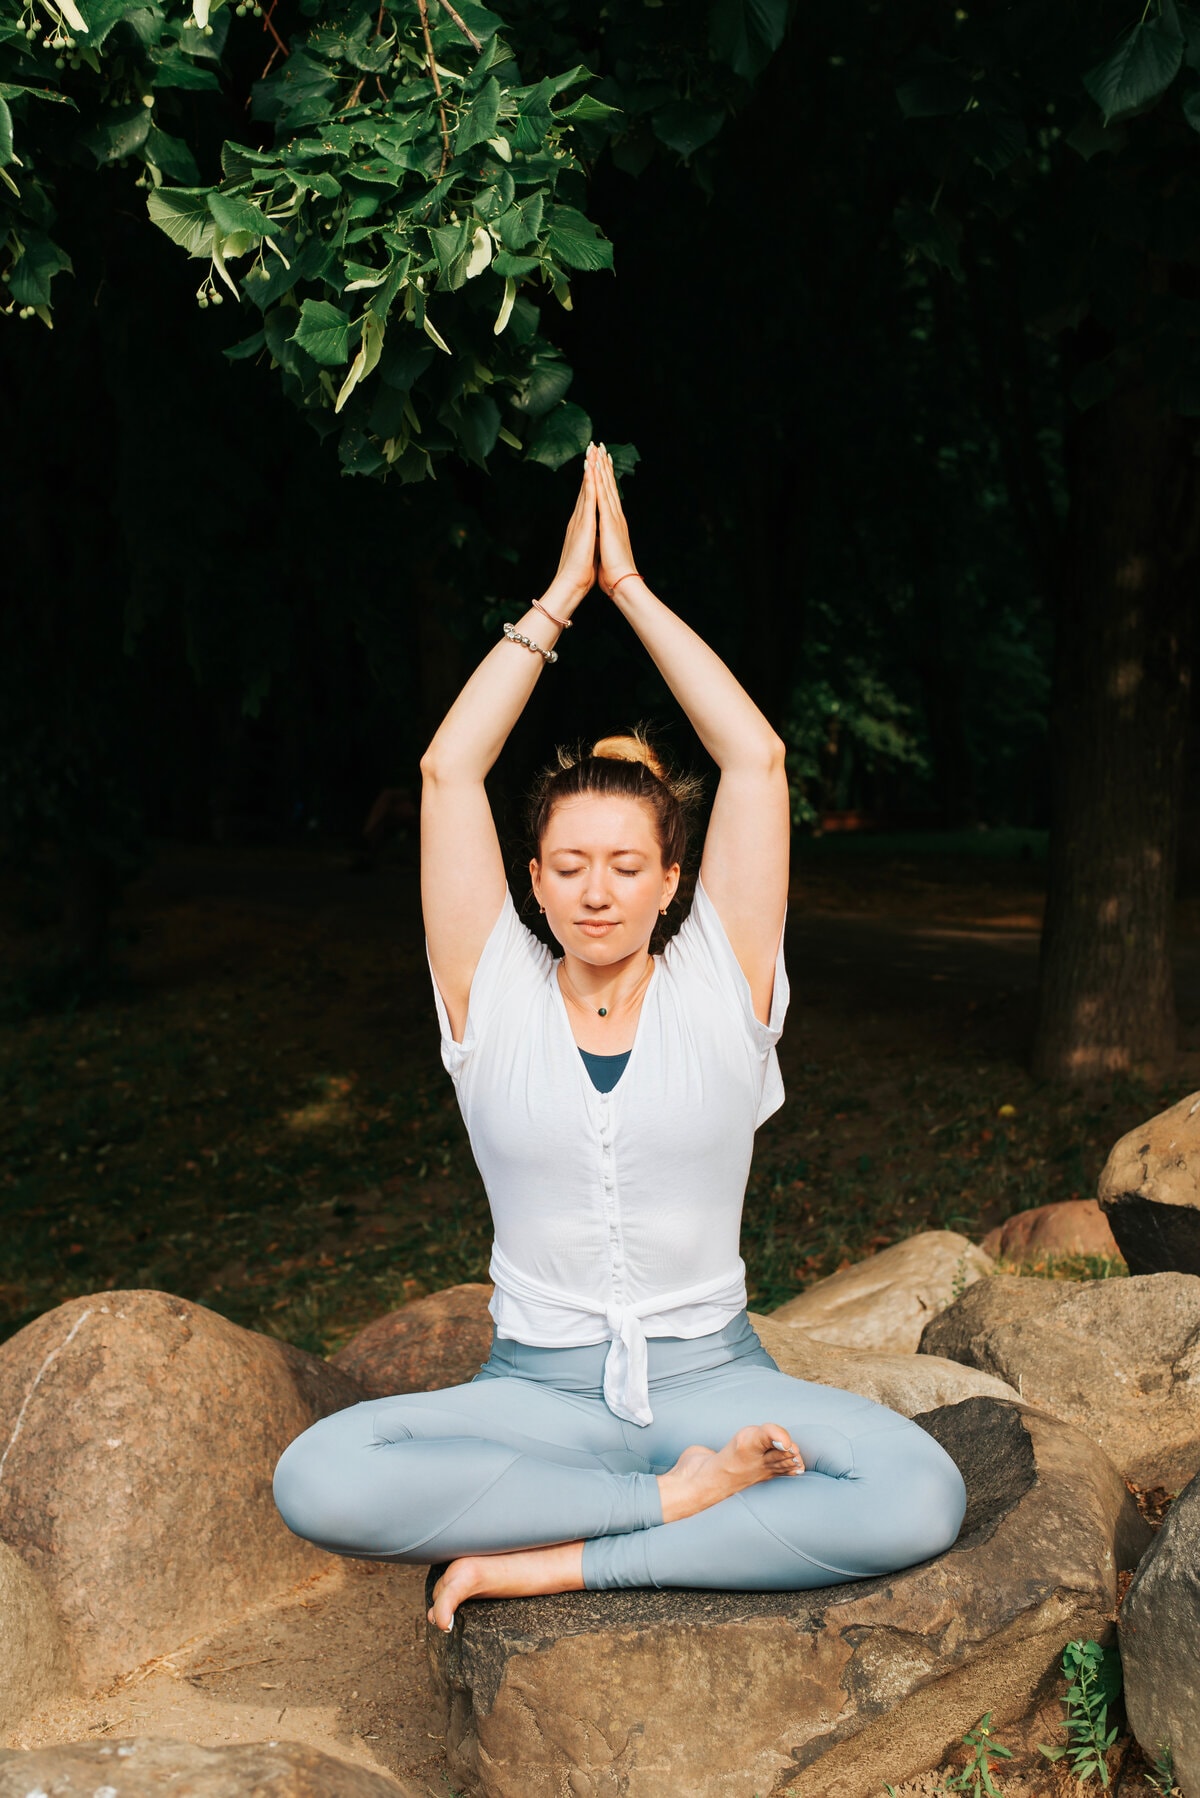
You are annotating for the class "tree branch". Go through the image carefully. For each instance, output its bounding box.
[416,0,451,176]
[433,0,482,51]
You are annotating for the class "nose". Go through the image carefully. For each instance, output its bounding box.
[581,870,612,909]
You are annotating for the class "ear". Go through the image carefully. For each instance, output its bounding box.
[529,856,542,906]
[662,862,681,906]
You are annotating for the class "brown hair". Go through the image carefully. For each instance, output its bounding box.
[528,728,703,873]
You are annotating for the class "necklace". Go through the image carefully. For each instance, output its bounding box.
[558,955,653,1019]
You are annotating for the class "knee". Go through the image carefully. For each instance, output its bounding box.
[892,1444,967,1565]
[273,1414,379,1553]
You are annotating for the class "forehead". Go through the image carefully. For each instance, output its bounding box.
[541,794,658,852]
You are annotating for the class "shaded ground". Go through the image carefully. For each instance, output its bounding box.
[2,836,1198,1350]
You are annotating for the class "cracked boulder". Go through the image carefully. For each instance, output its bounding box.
[768,1231,993,1353]
[919,1271,1200,1490]
[0,1290,364,1690]
[0,1736,409,1797]
[1098,1089,1200,1276]
[426,1398,1149,1798]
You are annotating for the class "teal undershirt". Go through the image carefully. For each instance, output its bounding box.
[578,1048,631,1093]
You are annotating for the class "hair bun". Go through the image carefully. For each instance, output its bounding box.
[590,732,668,785]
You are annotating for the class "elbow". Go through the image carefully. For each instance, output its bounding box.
[419,747,446,785]
[765,732,788,774]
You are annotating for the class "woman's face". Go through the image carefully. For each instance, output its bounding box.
[531,794,679,963]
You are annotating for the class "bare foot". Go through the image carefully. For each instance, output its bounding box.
[427,1540,585,1632]
[657,1424,804,1524]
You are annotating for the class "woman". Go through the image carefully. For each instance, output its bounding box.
[273,443,967,1630]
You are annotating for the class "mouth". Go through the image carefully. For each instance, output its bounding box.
[576,920,619,936]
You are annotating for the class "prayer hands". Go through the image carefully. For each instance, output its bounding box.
[547,443,639,611]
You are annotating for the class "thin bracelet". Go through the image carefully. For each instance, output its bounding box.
[502,621,558,665]
[608,569,640,595]
[531,596,572,629]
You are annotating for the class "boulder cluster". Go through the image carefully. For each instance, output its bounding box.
[0,1092,1198,1797]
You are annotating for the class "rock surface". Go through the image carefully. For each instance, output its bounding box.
[427,1398,1150,1798]
[981,1199,1120,1263]
[331,1283,495,1398]
[1120,1467,1200,1798]
[919,1272,1200,1490]
[1099,1089,1200,1275]
[749,1314,1021,1414]
[0,1290,364,1690]
[0,1736,408,1797]
[0,1540,73,1733]
[768,1231,994,1352]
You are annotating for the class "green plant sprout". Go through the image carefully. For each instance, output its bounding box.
[1146,1742,1177,1796]
[884,1713,1013,1798]
[1038,1637,1121,1788]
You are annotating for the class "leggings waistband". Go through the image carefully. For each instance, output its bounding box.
[478,1309,771,1395]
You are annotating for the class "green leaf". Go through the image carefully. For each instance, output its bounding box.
[0,98,11,167]
[151,49,223,90]
[378,332,434,390]
[75,0,137,47]
[1083,18,1184,122]
[492,250,539,278]
[512,345,572,416]
[958,107,1027,174]
[544,205,612,272]
[0,82,77,106]
[1038,1746,1067,1762]
[224,327,266,360]
[292,297,359,365]
[1183,82,1200,127]
[896,57,972,118]
[208,190,280,237]
[457,74,501,153]
[145,126,200,183]
[335,307,386,412]
[497,191,544,251]
[8,230,72,305]
[894,200,963,280]
[448,0,504,42]
[709,0,789,80]
[82,103,151,165]
[455,391,500,464]
[146,186,214,257]
[651,99,725,157]
[525,398,591,469]
[554,91,622,123]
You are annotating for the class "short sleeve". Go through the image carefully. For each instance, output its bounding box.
[664,878,790,1125]
[426,888,552,1079]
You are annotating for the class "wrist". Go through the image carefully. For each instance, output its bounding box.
[542,575,587,618]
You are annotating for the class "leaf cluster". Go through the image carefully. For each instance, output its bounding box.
[0,0,795,477]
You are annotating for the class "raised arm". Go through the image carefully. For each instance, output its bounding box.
[420,460,598,1042]
[592,447,789,1024]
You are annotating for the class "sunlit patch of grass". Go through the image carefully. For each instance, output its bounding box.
[993,1251,1128,1282]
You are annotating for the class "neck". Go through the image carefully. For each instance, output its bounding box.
[558,946,653,1015]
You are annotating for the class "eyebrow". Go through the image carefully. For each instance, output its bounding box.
[549,848,649,858]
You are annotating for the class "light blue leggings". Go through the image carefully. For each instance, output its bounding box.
[273,1313,967,1591]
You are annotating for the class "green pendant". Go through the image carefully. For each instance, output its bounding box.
[598,1007,608,1017]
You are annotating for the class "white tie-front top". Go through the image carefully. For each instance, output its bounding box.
[427,878,790,1426]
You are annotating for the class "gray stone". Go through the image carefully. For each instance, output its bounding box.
[919,1272,1200,1489]
[0,1736,408,1797]
[1098,1089,1200,1276]
[750,1314,1021,1414]
[0,1290,364,1690]
[769,1231,994,1353]
[332,1282,495,1399]
[1120,1467,1200,1797]
[426,1398,1150,1798]
[0,1541,73,1733]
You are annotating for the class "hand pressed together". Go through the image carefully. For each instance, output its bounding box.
[546,442,639,612]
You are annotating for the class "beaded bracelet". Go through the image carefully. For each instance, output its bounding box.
[503,621,558,665]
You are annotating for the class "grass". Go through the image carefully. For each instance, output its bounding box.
[0,838,1179,1356]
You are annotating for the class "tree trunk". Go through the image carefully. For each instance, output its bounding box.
[1032,382,1198,1082]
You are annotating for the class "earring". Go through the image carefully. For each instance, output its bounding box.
[539,905,545,914]
[660,906,668,916]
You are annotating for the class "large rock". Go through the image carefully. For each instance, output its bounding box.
[0,1736,408,1797]
[750,1314,1021,1415]
[0,1290,364,1690]
[981,1198,1121,1263]
[331,1283,496,1398]
[1099,1089,1200,1275]
[1120,1467,1200,1796]
[427,1398,1150,1798]
[768,1231,994,1352]
[919,1272,1200,1490]
[0,1540,73,1732]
